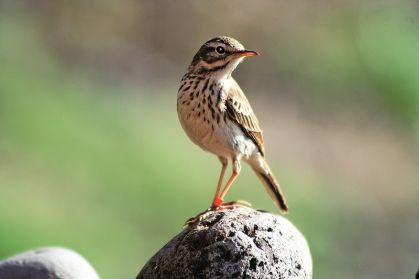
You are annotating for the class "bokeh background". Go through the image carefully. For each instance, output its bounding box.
[1,1,418,278]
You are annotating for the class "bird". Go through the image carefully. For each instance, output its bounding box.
[177,36,288,215]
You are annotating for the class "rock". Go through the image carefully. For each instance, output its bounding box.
[0,247,100,279]
[137,207,312,279]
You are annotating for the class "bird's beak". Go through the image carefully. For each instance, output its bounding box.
[234,50,260,58]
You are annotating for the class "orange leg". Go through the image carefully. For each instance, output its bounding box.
[184,158,243,227]
[212,158,241,208]
[212,157,228,206]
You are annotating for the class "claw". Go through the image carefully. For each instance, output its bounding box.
[183,200,252,228]
[221,200,252,208]
[183,209,212,228]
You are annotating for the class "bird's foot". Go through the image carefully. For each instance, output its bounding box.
[211,199,252,210]
[183,200,252,228]
[183,208,213,228]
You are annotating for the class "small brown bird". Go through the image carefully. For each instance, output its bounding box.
[177,36,288,212]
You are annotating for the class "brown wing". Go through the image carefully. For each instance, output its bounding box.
[225,80,265,156]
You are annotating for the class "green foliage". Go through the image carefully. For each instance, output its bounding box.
[271,3,419,134]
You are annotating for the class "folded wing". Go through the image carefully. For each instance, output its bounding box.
[225,80,265,156]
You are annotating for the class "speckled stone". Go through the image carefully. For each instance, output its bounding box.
[137,207,312,279]
[0,247,100,279]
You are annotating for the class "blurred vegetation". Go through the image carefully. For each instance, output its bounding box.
[0,1,418,278]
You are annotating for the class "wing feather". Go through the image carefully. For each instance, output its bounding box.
[225,80,265,155]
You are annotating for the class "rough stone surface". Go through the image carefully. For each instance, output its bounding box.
[0,247,100,279]
[137,207,312,279]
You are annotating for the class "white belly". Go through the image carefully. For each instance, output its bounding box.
[178,105,257,159]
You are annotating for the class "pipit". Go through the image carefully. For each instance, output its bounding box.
[177,36,288,216]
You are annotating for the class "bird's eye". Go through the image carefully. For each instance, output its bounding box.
[216,46,225,54]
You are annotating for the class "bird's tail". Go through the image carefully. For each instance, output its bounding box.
[250,156,288,212]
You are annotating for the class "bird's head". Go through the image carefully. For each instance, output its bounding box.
[188,36,259,78]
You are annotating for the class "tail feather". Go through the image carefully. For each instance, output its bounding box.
[251,157,288,212]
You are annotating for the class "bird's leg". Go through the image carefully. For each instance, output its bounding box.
[184,158,246,228]
[184,157,228,228]
[211,158,241,209]
[212,157,228,207]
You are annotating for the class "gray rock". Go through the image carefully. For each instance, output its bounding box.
[0,247,100,279]
[137,207,312,279]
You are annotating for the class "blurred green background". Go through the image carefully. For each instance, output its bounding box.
[0,1,418,278]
